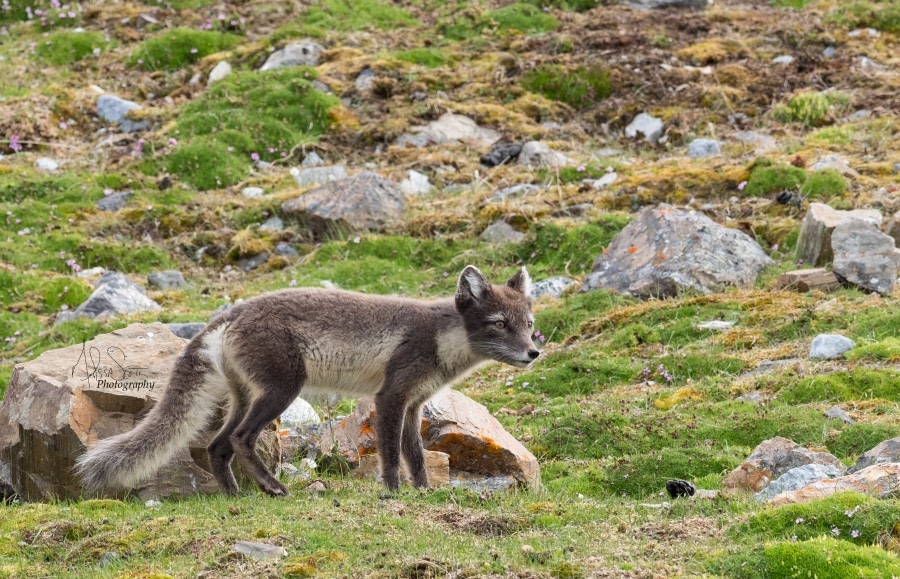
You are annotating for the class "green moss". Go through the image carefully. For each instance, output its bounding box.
[779,368,900,404]
[826,0,899,32]
[164,68,338,190]
[395,48,446,68]
[514,215,630,275]
[773,91,852,127]
[487,3,558,33]
[735,492,900,545]
[800,169,847,199]
[521,64,611,108]
[40,277,92,312]
[604,446,742,497]
[532,0,601,11]
[845,337,900,361]
[827,422,900,458]
[128,28,241,72]
[744,162,807,197]
[712,537,900,578]
[771,0,813,7]
[165,139,249,191]
[278,0,417,39]
[34,30,107,65]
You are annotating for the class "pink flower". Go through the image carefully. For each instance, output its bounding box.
[9,135,22,153]
[737,180,747,191]
[168,138,177,146]
[250,152,260,162]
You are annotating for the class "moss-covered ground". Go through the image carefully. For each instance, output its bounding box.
[0,0,898,575]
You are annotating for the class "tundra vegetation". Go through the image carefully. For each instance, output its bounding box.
[0,0,898,576]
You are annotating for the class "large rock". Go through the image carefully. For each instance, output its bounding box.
[96,191,132,212]
[69,272,161,320]
[395,113,501,148]
[581,204,773,298]
[722,437,845,493]
[687,138,722,158]
[0,323,281,501]
[260,41,324,71]
[480,220,525,245]
[831,220,900,295]
[316,389,540,488]
[517,141,572,168]
[281,171,405,236]
[848,438,900,474]
[357,450,450,487]
[96,94,147,133]
[796,202,883,267]
[768,463,900,505]
[809,334,855,360]
[207,60,232,86]
[754,463,844,502]
[530,276,577,299]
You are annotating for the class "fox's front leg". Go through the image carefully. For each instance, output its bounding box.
[401,403,428,488]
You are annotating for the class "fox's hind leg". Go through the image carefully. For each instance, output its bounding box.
[207,377,250,496]
[400,400,428,488]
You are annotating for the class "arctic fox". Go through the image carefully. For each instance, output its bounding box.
[75,266,539,496]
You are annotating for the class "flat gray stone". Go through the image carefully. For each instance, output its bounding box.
[207,60,232,86]
[96,94,147,133]
[355,67,375,91]
[824,405,855,424]
[147,270,186,290]
[274,242,299,257]
[489,184,543,203]
[35,158,60,172]
[399,170,431,196]
[796,203,882,267]
[625,113,664,143]
[530,276,577,299]
[167,322,206,339]
[260,41,324,71]
[449,475,518,493]
[302,151,325,167]
[236,252,270,272]
[517,141,572,168]
[260,216,284,231]
[809,334,856,360]
[97,191,132,212]
[480,221,525,245]
[395,113,501,149]
[687,138,722,158]
[230,541,288,560]
[290,165,348,187]
[241,186,265,198]
[71,272,161,320]
[754,463,844,502]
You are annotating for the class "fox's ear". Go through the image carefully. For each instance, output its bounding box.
[457,265,490,302]
[506,267,532,296]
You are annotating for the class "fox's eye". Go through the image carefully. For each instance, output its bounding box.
[494,321,506,329]
[527,321,533,328]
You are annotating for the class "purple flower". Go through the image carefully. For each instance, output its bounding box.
[289,279,297,287]
[737,180,747,191]
[250,152,260,162]
[576,164,586,172]
[831,526,840,536]
[795,518,804,524]
[790,535,797,542]
[168,137,177,146]
[9,135,22,153]
[851,530,860,539]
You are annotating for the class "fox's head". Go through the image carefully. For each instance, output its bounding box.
[455,265,539,368]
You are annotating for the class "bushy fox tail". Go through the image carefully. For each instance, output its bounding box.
[74,326,226,493]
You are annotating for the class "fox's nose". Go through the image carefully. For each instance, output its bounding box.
[527,349,540,360]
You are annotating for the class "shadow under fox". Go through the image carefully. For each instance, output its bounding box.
[75,265,539,495]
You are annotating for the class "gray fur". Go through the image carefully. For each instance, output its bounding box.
[75,266,538,495]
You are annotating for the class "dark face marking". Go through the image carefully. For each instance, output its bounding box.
[455,266,539,367]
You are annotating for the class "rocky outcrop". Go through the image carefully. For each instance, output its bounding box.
[260,41,324,71]
[625,113,664,143]
[795,203,882,267]
[722,437,845,493]
[831,220,900,295]
[281,171,406,236]
[687,138,721,158]
[530,276,577,299]
[0,323,280,501]
[395,113,501,148]
[289,165,348,188]
[480,221,525,245]
[147,270,187,290]
[581,204,773,298]
[754,463,844,502]
[517,141,572,168]
[316,389,540,488]
[767,463,900,505]
[848,438,900,474]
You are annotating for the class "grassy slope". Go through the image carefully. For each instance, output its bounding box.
[1,0,899,576]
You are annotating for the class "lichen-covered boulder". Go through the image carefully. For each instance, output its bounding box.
[0,323,280,502]
[316,389,540,488]
[722,436,845,493]
[768,463,900,505]
[848,438,900,474]
[795,202,882,267]
[581,204,773,298]
[831,220,900,295]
